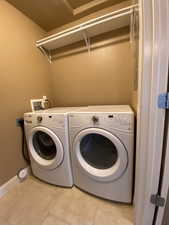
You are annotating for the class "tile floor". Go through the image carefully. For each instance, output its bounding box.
[0,176,134,225]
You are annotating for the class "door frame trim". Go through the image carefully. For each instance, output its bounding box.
[135,0,169,225]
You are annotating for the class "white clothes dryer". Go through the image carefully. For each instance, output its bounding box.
[68,105,134,202]
[24,107,85,187]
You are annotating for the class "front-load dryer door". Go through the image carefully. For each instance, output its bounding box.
[73,128,128,182]
[29,127,64,170]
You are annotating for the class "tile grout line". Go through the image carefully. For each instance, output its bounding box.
[92,203,100,225]
[45,213,71,225]
[39,190,60,225]
[39,212,50,225]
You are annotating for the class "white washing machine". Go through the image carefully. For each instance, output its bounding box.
[24,107,85,187]
[69,105,134,202]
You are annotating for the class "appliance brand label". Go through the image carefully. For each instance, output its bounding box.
[25,120,32,124]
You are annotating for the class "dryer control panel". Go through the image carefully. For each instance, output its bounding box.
[69,112,134,133]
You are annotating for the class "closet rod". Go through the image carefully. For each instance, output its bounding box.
[36,4,138,48]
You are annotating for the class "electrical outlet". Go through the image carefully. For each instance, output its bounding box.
[16,118,24,127]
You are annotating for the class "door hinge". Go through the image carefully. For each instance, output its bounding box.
[150,194,165,207]
[158,93,169,109]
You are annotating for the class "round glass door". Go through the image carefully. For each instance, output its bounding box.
[29,127,64,169]
[80,134,118,170]
[73,128,128,182]
[33,131,57,160]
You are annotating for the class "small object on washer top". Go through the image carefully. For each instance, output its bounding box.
[30,99,43,111]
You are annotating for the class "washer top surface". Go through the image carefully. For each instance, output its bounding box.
[24,106,88,115]
[43,107,87,113]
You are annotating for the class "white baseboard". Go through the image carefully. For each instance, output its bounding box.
[0,167,30,199]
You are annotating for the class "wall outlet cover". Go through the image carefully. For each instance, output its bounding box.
[16,118,24,127]
[17,168,29,181]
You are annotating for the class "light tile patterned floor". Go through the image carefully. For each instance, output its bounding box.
[0,176,134,225]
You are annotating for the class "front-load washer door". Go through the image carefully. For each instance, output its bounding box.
[29,126,64,170]
[73,128,128,182]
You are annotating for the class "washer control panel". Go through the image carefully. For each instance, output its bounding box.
[24,113,66,129]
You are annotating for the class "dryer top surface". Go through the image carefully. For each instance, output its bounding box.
[72,105,134,114]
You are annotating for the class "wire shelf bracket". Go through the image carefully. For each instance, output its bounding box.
[38,46,52,63]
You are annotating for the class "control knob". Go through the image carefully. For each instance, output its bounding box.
[37,116,42,122]
[92,116,99,123]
